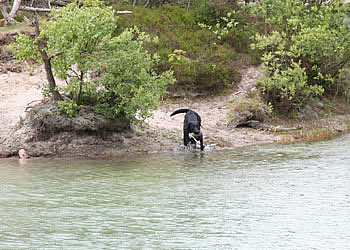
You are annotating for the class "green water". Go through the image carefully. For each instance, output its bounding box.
[1,135,350,249]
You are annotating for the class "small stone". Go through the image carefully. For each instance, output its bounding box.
[18,149,29,159]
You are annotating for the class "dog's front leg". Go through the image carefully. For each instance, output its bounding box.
[200,135,204,151]
[184,129,190,147]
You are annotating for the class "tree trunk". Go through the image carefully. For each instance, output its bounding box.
[42,57,63,101]
[33,18,63,101]
[9,0,21,19]
[76,71,84,106]
[0,4,18,25]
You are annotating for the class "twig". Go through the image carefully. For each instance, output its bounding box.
[48,51,64,60]
[25,99,43,111]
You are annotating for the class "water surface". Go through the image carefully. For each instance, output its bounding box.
[1,135,350,249]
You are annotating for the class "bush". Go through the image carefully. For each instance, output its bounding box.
[57,100,83,118]
[92,27,176,121]
[249,0,350,112]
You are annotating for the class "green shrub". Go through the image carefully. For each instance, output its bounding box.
[92,27,175,122]
[57,100,83,118]
[259,59,324,111]
[249,0,350,112]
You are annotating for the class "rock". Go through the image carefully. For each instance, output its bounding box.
[228,99,269,128]
[18,149,29,159]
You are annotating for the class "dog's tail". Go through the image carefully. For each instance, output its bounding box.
[170,109,190,117]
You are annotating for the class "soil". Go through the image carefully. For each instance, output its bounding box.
[146,65,281,149]
[1,29,350,158]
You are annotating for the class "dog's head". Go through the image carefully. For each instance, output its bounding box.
[184,110,202,135]
[188,122,201,135]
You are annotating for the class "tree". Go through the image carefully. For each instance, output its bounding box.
[9,0,175,122]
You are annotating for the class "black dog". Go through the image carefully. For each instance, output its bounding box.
[170,109,204,150]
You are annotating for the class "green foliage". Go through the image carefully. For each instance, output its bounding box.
[8,0,117,105]
[19,115,24,127]
[57,100,83,117]
[259,59,324,110]
[115,4,240,94]
[41,0,117,82]
[337,68,350,100]
[92,27,176,122]
[226,96,272,125]
[64,80,97,104]
[199,11,239,40]
[9,0,175,123]
[7,33,41,61]
[249,0,350,112]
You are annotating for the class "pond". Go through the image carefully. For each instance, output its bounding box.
[1,135,350,249]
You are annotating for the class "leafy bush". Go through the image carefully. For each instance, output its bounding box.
[92,27,176,121]
[57,100,83,118]
[256,38,325,110]
[249,0,350,112]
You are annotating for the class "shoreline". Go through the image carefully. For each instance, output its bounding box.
[1,64,350,159]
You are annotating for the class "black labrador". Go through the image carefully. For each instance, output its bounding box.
[170,109,204,151]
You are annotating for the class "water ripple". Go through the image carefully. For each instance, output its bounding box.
[1,135,350,248]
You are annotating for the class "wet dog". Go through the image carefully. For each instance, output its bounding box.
[170,109,204,150]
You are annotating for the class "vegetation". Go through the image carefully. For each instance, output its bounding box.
[6,0,350,121]
[114,1,245,93]
[8,0,175,122]
[248,0,350,112]
[226,95,272,125]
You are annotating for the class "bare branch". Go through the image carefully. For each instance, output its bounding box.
[0,4,18,24]
[48,51,65,60]
[9,0,21,18]
[116,10,133,14]
[19,6,53,12]
[70,68,81,78]
[33,17,63,101]
[18,6,131,14]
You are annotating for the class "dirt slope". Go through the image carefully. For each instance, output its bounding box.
[147,66,280,149]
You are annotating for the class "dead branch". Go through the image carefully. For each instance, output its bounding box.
[116,10,133,14]
[19,5,54,12]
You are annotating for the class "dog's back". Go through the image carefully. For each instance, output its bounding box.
[170,109,201,125]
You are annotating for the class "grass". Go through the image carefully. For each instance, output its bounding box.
[0,22,33,33]
[279,116,350,143]
[115,3,243,95]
